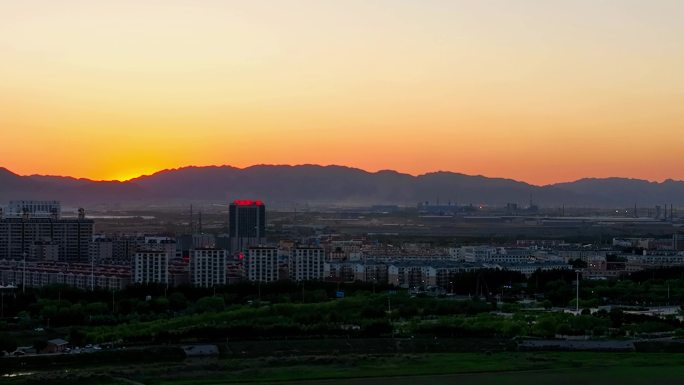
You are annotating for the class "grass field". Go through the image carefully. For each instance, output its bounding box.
[272,367,684,385]
[144,352,684,385]
[4,352,684,385]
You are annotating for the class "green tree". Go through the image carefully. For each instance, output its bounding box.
[0,333,17,353]
[151,297,170,314]
[168,292,188,312]
[70,328,87,346]
[193,296,225,313]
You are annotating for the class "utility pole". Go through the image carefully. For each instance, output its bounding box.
[667,283,670,306]
[387,293,393,339]
[575,270,580,314]
[91,254,95,291]
[21,209,29,294]
[189,204,194,233]
[22,252,27,294]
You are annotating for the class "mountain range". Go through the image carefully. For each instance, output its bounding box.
[1,165,683,208]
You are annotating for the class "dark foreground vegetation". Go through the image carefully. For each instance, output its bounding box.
[3,267,684,352]
[3,268,684,385]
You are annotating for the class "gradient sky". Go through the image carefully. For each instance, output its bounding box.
[2,0,683,185]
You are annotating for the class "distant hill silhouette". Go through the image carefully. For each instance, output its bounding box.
[1,165,683,208]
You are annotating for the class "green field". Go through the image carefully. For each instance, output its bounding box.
[7,352,680,385]
[141,352,684,385]
[272,367,684,385]
[3,352,684,385]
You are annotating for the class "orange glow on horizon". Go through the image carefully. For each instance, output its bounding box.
[2,1,683,186]
[7,159,681,187]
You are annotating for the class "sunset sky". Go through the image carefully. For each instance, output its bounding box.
[2,0,683,185]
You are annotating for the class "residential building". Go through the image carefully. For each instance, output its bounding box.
[324,262,356,282]
[290,246,325,281]
[0,210,93,263]
[6,200,61,219]
[0,260,130,290]
[133,250,170,284]
[29,240,60,261]
[190,248,227,287]
[246,246,278,282]
[90,237,114,264]
[353,262,389,283]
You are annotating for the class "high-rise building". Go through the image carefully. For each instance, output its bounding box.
[6,200,61,219]
[675,233,684,252]
[229,200,266,252]
[132,250,170,284]
[192,234,215,249]
[0,209,93,263]
[246,246,278,282]
[91,236,177,266]
[290,246,325,281]
[190,248,227,287]
[90,237,114,264]
[111,236,140,264]
[29,241,60,261]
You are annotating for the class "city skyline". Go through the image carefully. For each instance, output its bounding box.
[3,1,684,184]
[2,2,684,380]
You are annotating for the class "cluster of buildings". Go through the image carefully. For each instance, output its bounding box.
[1,200,684,291]
[0,201,92,263]
[0,200,320,290]
[0,260,130,290]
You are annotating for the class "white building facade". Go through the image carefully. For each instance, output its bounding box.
[133,251,169,284]
[6,200,61,219]
[290,247,325,281]
[190,249,227,287]
[246,246,279,282]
